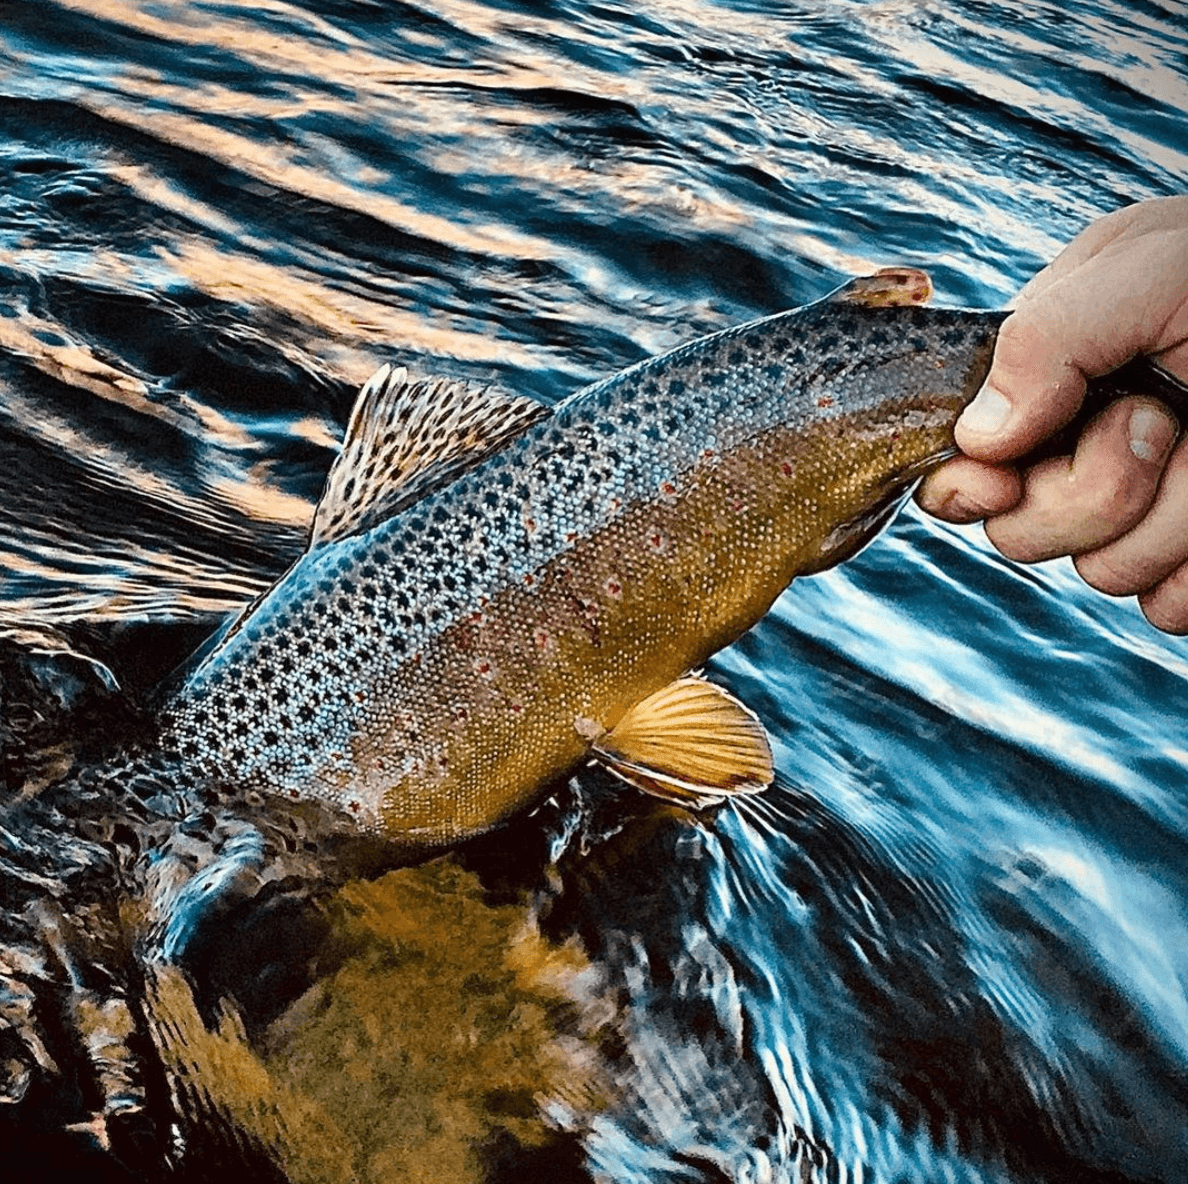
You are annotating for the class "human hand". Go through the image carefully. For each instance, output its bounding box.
[917,196,1188,632]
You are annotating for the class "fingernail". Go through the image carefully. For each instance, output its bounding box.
[959,382,1011,436]
[1129,405,1176,462]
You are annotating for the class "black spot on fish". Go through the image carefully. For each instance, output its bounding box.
[669,379,686,397]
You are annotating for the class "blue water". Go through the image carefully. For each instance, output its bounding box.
[1,1,1187,1181]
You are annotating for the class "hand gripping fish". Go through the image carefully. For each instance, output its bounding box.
[1,271,1185,1158]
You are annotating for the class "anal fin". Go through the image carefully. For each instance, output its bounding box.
[589,675,773,810]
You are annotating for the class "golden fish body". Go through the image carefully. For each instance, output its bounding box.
[160,286,999,847]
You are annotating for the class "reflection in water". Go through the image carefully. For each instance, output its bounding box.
[151,859,610,1184]
[2,0,1188,1180]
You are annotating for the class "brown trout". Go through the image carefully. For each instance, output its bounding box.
[142,272,976,845]
[145,271,1185,849]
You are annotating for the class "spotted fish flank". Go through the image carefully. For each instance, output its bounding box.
[158,272,1002,843]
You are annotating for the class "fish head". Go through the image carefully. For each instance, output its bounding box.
[700,300,1005,576]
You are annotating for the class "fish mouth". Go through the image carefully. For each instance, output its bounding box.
[810,443,960,572]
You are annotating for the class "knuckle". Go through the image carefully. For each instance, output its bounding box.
[1139,567,1188,634]
[985,518,1045,563]
[1078,464,1153,528]
[1140,592,1188,635]
[1073,550,1144,596]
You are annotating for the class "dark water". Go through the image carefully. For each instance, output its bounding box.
[2,1,1188,1181]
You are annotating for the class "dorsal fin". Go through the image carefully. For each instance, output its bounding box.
[310,365,551,548]
[825,267,933,307]
[587,675,773,810]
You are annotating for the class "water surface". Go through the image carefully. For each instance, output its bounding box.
[1,1,1187,1181]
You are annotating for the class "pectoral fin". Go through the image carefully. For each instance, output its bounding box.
[590,676,773,810]
[311,364,550,547]
[825,267,933,307]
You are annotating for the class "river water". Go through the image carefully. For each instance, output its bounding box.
[1,1,1187,1182]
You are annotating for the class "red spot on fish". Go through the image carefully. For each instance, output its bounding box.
[454,705,469,721]
[913,290,926,301]
[524,573,536,587]
[781,462,793,477]
[702,448,715,459]
[817,396,834,408]
[533,628,551,650]
[353,690,367,703]
[647,531,668,552]
[605,578,623,599]
[349,800,361,813]
[565,531,578,542]
[660,480,677,497]
[525,517,537,532]
[470,610,484,625]
[511,702,523,714]
[475,659,492,675]
[732,499,746,513]
[289,789,300,800]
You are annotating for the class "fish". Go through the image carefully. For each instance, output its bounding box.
[144,269,995,847]
[1,269,1185,1161]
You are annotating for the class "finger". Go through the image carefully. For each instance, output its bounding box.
[1075,434,1188,595]
[915,456,1022,523]
[1139,563,1188,635]
[1011,197,1188,306]
[984,398,1177,563]
[955,226,1188,465]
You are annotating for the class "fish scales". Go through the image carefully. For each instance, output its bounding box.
[161,302,998,845]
